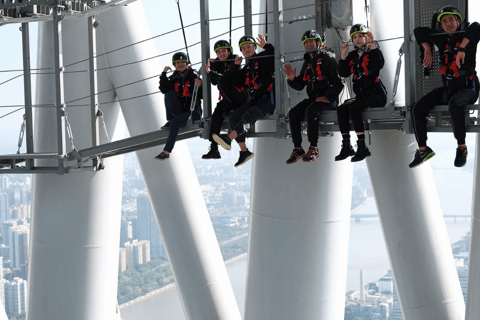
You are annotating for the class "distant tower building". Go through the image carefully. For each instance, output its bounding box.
[2,220,17,246]
[139,240,151,264]
[457,267,468,302]
[360,270,365,302]
[4,277,27,314]
[378,270,394,293]
[9,225,30,269]
[125,240,143,269]
[120,217,129,248]
[119,248,126,273]
[136,195,165,258]
[392,280,403,320]
[0,193,9,224]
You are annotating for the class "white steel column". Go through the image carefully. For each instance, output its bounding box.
[367,0,465,319]
[97,2,241,320]
[245,0,353,318]
[466,134,480,319]
[28,16,125,320]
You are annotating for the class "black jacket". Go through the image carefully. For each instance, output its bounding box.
[159,67,203,114]
[209,54,238,86]
[338,48,386,99]
[414,21,480,93]
[288,49,344,103]
[229,43,275,104]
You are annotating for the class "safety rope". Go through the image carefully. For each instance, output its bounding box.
[62,106,77,152]
[175,0,191,65]
[390,43,404,109]
[97,109,110,143]
[229,0,233,45]
[16,114,26,154]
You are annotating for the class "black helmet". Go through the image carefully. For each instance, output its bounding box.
[349,24,368,38]
[172,52,188,66]
[302,30,322,45]
[437,5,463,22]
[214,40,233,53]
[238,35,257,50]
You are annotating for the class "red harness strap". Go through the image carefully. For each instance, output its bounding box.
[303,64,312,82]
[183,81,191,97]
[174,81,180,93]
[440,42,462,78]
[315,58,323,80]
[361,54,370,76]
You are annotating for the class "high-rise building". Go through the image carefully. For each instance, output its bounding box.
[457,267,468,303]
[9,225,30,269]
[0,256,4,306]
[136,195,165,258]
[2,220,17,246]
[119,248,126,273]
[125,240,143,269]
[4,277,27,314]
[360,270,365,302]
[120,218,129,248]
[392,280,403,320]
[140,240,151,264]
[0,193,9,224]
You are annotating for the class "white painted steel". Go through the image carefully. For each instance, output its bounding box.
[464,4,480,319]
[367,1,465,319]
[28,17,125,320]
[97,2,241,320]
[467,134,480,319]
[244,1,353,318]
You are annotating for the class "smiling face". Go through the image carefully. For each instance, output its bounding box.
[352,33,366,48]
[304,39,318,51]
[240,43,256,58]
[440,14,460,33]
[216,48,230,61]
[175,61,187,71]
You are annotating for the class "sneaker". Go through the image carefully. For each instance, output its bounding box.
[212,133,232,151]
[286,148,305,164]
[351,140,371,162]
[234,150,254,167]
[202,146,221,159]
[154,151,169,161]
[454,146,468,167]
[302,146,319,162]
[161,122,170,130]
[335,140,355,161]
[408,146,435,168]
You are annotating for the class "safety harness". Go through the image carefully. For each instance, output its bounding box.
[439,41,477,94]
[303,57,329,82]
[349,52,380,83]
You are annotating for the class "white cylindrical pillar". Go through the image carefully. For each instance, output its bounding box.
[367,0,465,319]
[97,2,241,320]
[27,17,125,320]
[245,1,353,318]
[466,134,480,320]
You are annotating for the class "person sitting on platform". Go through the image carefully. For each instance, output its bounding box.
[409,5,479,168]
[202,40,246,160]
[283,30,344,164]
[213,34,275,167]
[154,52,202,161]
[335,24,387,162]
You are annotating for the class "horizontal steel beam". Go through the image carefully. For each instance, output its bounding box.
[0,0,137,26]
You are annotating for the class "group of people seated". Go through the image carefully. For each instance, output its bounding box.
[154,5,479,169]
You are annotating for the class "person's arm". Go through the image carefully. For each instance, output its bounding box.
[207,59,220,85]
[338,51,354,78]
[414,27,435,67]
[456,22,480,67]
[367,48,385,71]
[286,61,307,91]
[325,56,344,103]
[159,66,173,93]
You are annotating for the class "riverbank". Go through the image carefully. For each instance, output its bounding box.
[119,253,248,309]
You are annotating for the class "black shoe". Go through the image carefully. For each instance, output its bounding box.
[351,140,371,162]
[286,148,305,164]
[161,122,170,130]
[454,146,468,167]
[335,140,355,161]
[409,146,435,168]
[202,146,221,159]
[212,134,232,151]
[234,150,254,167]
[302,146,319,162]
[154,151,169,161]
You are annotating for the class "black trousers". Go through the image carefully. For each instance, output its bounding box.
[411,87,478,147]
[289,99,333,148]
[337,93,386,134]
[209,82,246,147]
